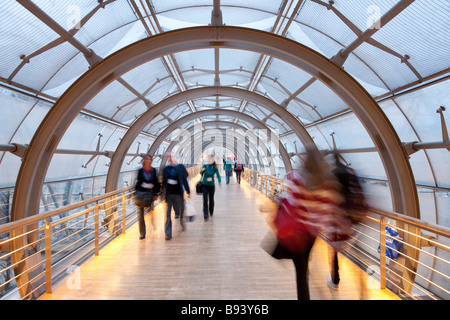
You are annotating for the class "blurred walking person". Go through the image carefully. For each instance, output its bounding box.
[271,145,343,300]
[224,157,233,184]
[201,155,221,221]
[162,152,191,240]
[234,159,244,184]
[327,152,369,290]
[134,155,160,240]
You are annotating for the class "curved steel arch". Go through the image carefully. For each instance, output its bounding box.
[105,87,307,193]
[12,27,417,222]
[146,109,292,175]
[10,26,420,297]
[162,121,274,174]
[171,131,264,174]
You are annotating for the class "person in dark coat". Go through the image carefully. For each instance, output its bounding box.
[161,152,191,240]
[135,155,160,239]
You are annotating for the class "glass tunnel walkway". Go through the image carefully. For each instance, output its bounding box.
[1,167,449,301]
[37,172,398,300]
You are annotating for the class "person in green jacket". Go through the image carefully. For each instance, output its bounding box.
[201,155,221,221]
[224,157,233,184]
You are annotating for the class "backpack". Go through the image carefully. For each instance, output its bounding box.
[333,165,368,224]
[236,161,241,170]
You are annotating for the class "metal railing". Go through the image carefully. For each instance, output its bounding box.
[0,166,201,300]
[243,168,450,300]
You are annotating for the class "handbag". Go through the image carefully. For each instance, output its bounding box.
[195,181,202,194]
[134,191,154,208]
[184,200,196,222]
[273,198,314,254]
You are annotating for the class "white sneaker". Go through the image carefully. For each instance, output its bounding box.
[327,278,339,290]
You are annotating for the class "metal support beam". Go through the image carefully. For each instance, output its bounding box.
[332,0,416,66]
[146,110,292,173]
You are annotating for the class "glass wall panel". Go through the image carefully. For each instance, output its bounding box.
[0,90,36,143]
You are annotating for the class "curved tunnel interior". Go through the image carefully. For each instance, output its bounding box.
[0,0,449,299]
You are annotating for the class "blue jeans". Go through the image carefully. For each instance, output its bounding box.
[235,171,242,184]
[225,170,232,184]
[165,193,184,236]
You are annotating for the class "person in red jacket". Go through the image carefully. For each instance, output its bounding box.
[271,145,343,300]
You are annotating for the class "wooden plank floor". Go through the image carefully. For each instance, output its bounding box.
[39,174,399,300]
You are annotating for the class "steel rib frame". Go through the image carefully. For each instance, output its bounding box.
[10,26,420,298]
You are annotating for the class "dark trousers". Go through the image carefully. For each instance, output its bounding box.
[235,171,242,184]
[165,193,184,236]
[330,250,340,285]
[202,184,215,219]
[291,237,316,300]
[138,203,153,237]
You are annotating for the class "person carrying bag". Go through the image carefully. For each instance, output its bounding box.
[135,155,160,239]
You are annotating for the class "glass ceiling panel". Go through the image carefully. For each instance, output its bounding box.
[343,53,390,97]
[156,8,210,31]
[72,1,137,47]
[13,41,79,92]
[370,0,450,78]
[121,59,169,95]
[115,100,149,124]
[84,80,138,118]
[333,0,399,33]
[221,6,275,31]
[296,0,358,47]
[221,0,282,14]
[290,22,344,59]
[0,1,60,79]
[42,51,89,97]
[219,48,260,75]
[265,58,313,96]
[353,42,418,90]
[297,80,348,118]
[152,0,211,13]
[33,0,98,31]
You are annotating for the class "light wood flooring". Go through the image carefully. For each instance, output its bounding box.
[39,174,399,300]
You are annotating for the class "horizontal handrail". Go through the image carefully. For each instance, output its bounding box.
[243,167,450,300]
[0,165,202,300]
[0,186,134,235]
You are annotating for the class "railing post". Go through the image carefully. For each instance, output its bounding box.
[94,201,99,256]
[121,193,126,234]
[379,216,387,289]
[44,218,52,293]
